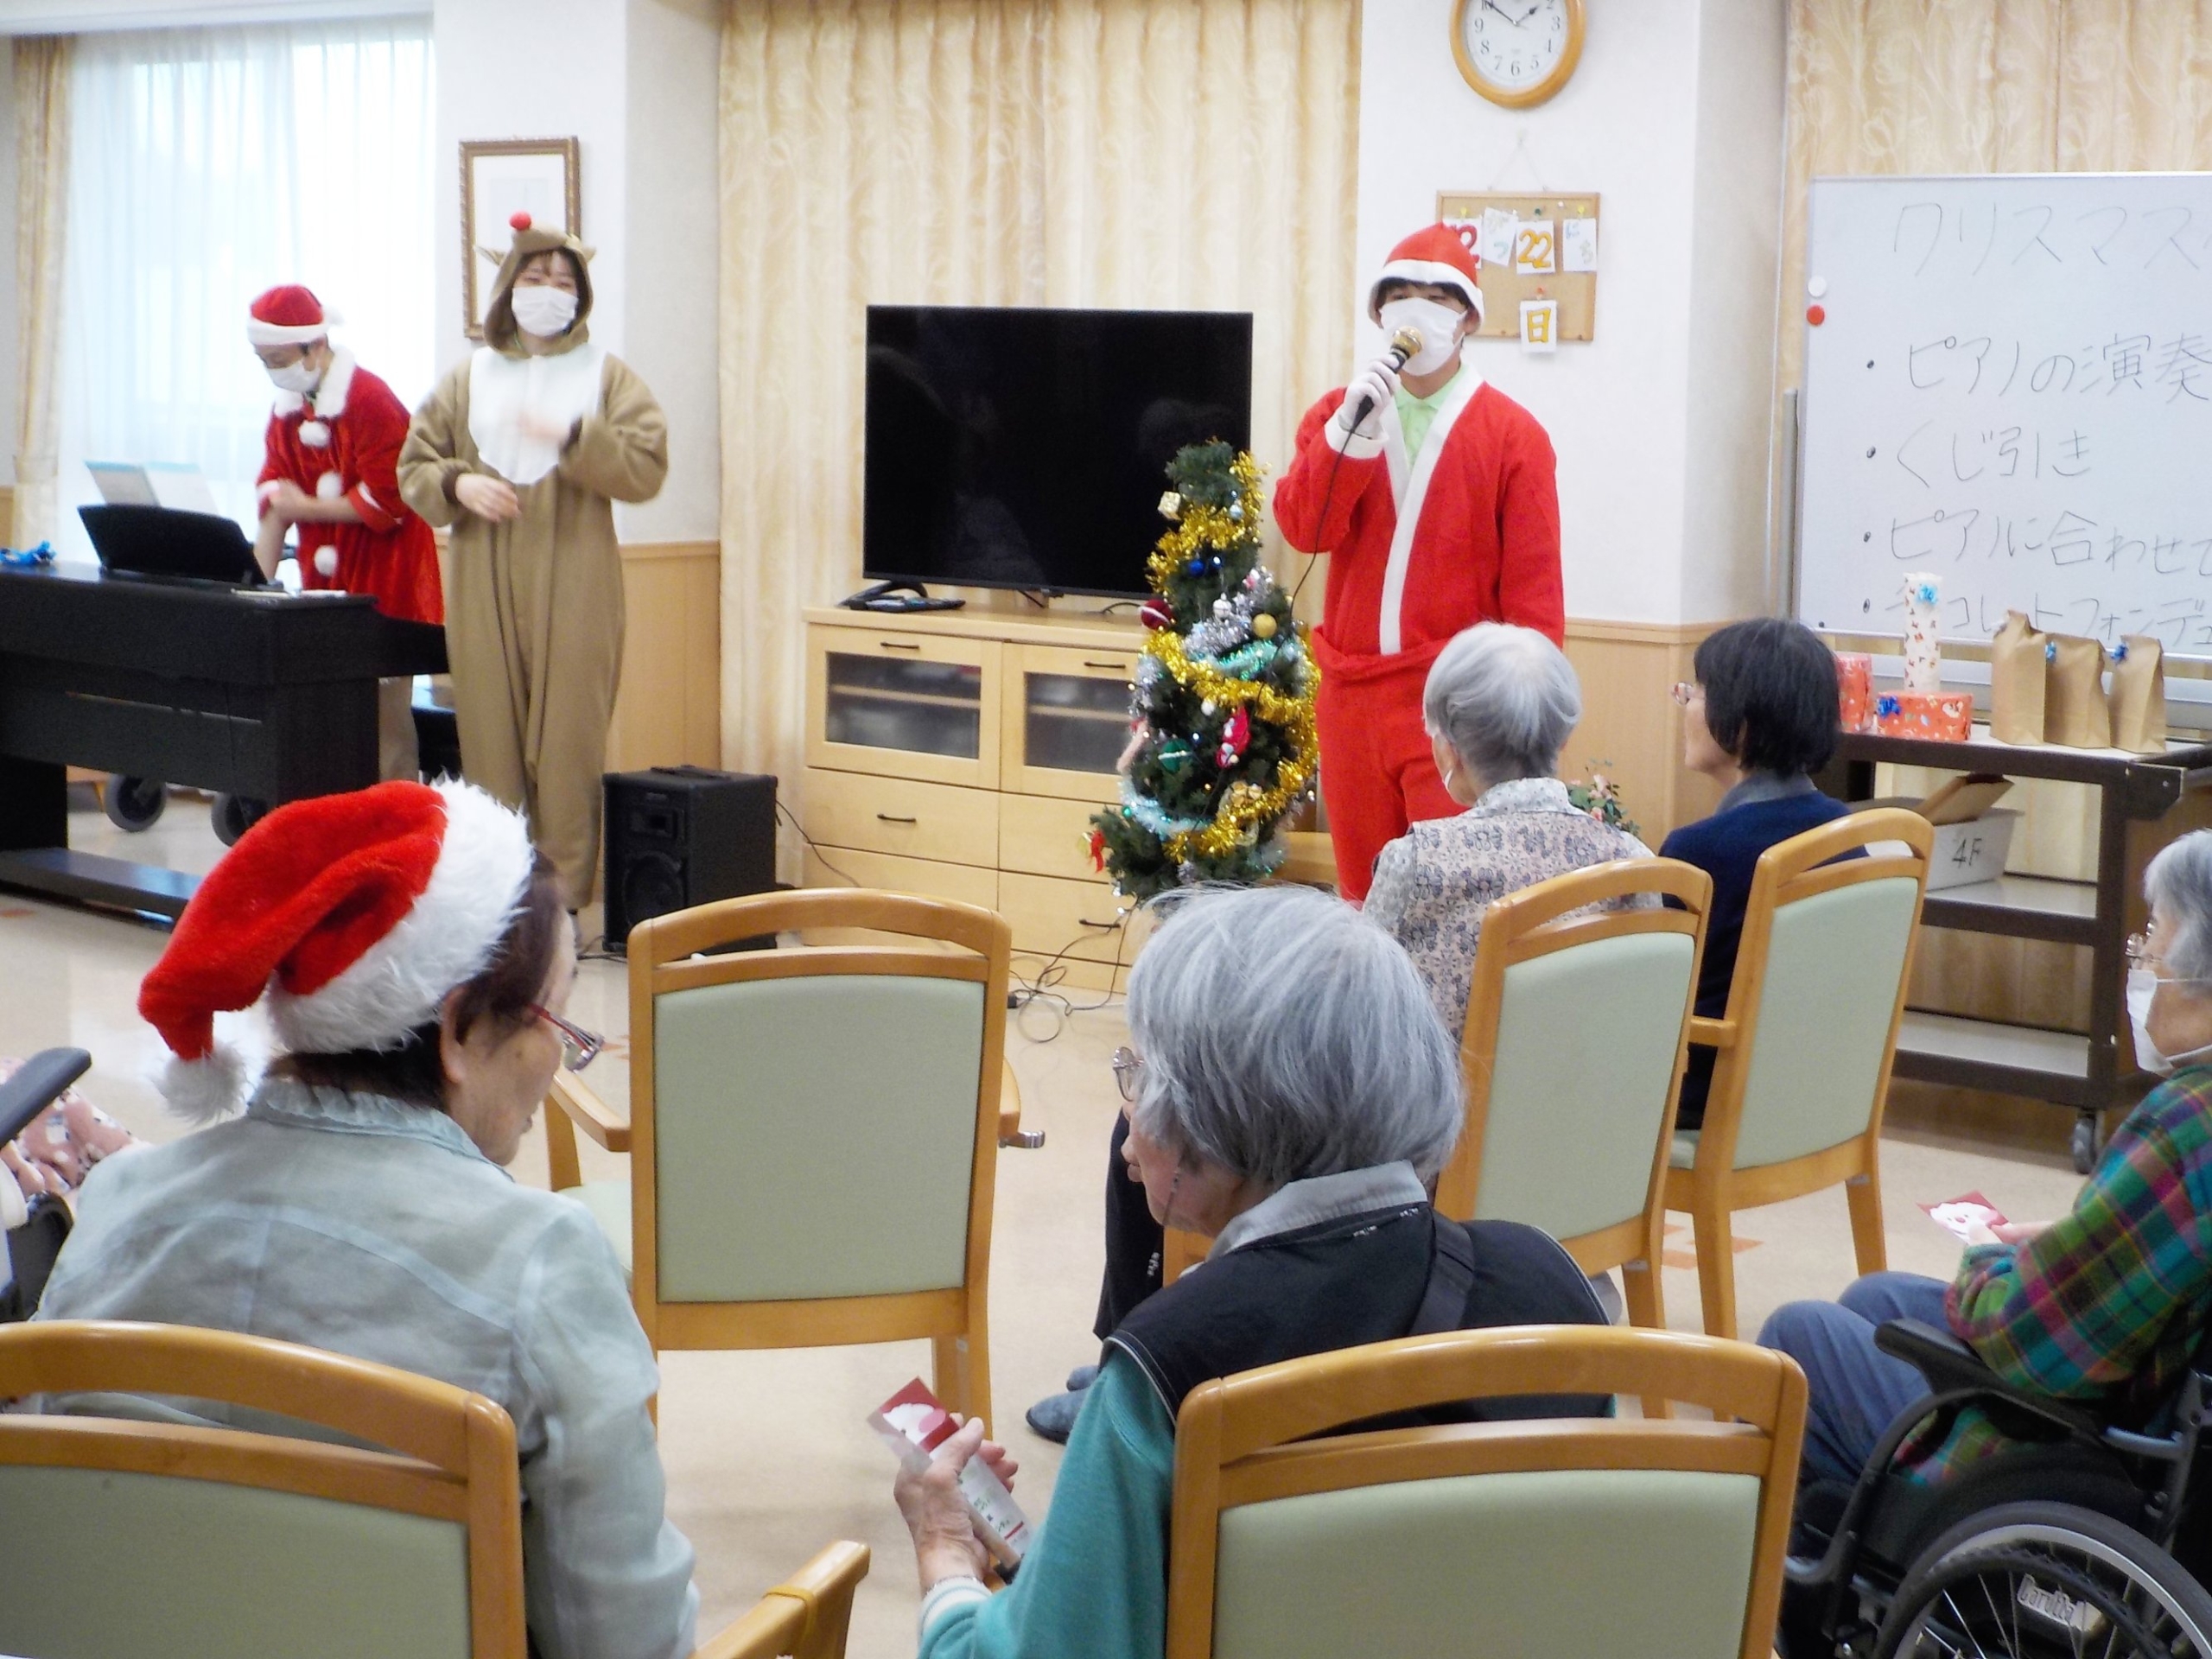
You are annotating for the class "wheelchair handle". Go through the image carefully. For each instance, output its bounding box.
[0,1048,92,1147]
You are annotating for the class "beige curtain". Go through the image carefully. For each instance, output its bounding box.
[717,0,1361,796]
[14,35,69,550]
[1776,2,2212,533]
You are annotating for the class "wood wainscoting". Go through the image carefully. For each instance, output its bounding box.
[1560,618,1726,844]
[607,540,721,775]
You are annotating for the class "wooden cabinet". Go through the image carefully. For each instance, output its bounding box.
[803,608,1143,991]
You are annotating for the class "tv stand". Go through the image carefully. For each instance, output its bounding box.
[840,579,966,614]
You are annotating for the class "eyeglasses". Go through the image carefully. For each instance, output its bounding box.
[532,1004,605,1071]
[1670,681,1704,707]
[1110,1046,1142,1103]
[2128,932,2156,970]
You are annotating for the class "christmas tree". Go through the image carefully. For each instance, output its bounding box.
[1089,442,1319,901]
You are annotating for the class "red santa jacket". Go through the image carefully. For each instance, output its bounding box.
[1274,369,1562,687]
[257,351,442,626]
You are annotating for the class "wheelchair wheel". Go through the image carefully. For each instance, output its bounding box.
[1878,1500,2212,1656]
[211,794,267,848]
[102,775,166,832]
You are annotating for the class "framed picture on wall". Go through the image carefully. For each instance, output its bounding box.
[461,137,581,340]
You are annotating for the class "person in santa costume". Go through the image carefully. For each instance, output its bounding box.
[248,284,442,782]
[400,215,668,912]
[1274,222,1564,900]
[32,779,701,1659]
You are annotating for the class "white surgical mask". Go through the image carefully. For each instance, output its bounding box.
[1377,296,1466,376]
[509,286,579,338]
[266,359,320,395]
[2126,965,2212,1076]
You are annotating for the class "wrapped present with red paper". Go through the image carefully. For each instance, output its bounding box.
[1833,652,1873,733]
[1872,690,1971,741]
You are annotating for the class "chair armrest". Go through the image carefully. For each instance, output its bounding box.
[997,1058,1044,1150]
[546,1071,631,1154]
[1687,1016,1735,1051]
[692,1541,870,1659]
[1873,1319,2102,1440]
[0,1049,92,1145]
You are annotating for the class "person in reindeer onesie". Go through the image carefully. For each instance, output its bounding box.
[1274,222,1565,900]
[249,283,442,782]
[400,213,668,912]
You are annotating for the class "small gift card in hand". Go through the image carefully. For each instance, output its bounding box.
[1921,1191,2009,1243]
[870,1377,1032,1565]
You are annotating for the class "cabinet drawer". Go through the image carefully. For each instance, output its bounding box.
[799,847,1000,949]
[1000,870,1147,966]
[804,769,999,867]
[1001,793,1120,882]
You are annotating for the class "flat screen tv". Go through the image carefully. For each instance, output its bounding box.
[863,305,1254,599]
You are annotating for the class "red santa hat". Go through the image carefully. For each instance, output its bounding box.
[138,779,537,1122]
[245,283,343,346]
[1369,223,1485,326]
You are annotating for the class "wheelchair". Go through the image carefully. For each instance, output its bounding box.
[1784,1316,2212,1656]
[0,1049,88,1324]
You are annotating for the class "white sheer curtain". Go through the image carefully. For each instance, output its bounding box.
[54,16,434,563]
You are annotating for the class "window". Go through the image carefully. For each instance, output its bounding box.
[56,17,435,562]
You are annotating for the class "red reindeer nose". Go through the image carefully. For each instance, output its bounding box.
[509,211,532,232]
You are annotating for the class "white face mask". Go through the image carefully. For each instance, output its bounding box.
[2126,966,2212,1076]
[509,285,579,338]
[1378,296,1467,376]
[265,359,320,395]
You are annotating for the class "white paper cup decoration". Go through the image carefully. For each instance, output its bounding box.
[1902,573,1942,692]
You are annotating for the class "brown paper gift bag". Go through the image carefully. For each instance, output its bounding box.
[2044,634,2111,748]
[2108,636,2168,754]
[1987,611,2048,744]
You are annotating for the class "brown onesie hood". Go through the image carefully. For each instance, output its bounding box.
[483,215,594,355]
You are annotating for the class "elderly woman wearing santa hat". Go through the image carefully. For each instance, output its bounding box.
[247,283,443,781]
[399,213,668,912]
[31,779,699,1659]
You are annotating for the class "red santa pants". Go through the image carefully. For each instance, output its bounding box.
[1314,658,1459,902]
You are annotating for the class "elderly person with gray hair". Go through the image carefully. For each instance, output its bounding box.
[905,886,1606,1657]
[1363,622,1653,1040]
[1761,828,2212,1510]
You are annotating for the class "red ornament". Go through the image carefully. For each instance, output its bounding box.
[1139,597,1174,630]
[1087,827,1108,873]
[510,211,534,232]
[1806,303,1827,327]
[1216,705,1251,766]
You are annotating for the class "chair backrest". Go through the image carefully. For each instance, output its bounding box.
[627,888,1012,1311]
[0,1319,524,1659]
[1435,858,1711,1248]
[1710,810,1931,1173]
[1166,1325,1806,1659]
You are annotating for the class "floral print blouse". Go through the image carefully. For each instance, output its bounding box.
[1363,777,1655,1040]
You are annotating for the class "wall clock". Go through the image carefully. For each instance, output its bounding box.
[1452,0,1585,109]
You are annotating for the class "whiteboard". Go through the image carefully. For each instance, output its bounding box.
[1797,174,2212,660]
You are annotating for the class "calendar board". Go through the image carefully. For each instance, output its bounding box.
[1435,190,1599,341]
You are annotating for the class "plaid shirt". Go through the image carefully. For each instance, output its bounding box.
[1907,1065,2212,1480]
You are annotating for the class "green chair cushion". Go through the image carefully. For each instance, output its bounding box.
[564,1179,632,1279]
[0,1462,472,1659]
[1212,1466,1761,1659]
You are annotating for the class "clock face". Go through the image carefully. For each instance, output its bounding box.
[1462,0,1572,93]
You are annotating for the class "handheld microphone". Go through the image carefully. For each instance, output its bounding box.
[1349,327,1425,429]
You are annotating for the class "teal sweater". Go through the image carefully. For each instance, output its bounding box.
[921,1353,1177,1659]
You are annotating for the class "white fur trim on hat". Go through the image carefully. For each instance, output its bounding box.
[267,780,537,1054]
[161,1040,254,1127]
[246,310,341,346]
[1371,259,1485,323]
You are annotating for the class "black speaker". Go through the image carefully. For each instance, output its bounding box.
[602,767,778,948]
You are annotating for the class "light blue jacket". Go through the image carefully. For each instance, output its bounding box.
[32,1078,697,1659]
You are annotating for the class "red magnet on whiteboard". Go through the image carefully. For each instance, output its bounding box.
[1806,304,1827,326]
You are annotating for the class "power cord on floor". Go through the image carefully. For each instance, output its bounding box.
[777,799,862,887]
[1007,907,1132,1042]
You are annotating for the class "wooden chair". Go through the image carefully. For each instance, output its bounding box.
[1663,809,1933,1339]
[695,1541,871,1659]
[0,1319,528,1659]
[545,888,1014,1431]
[1435,857,1713,1334]
[1166,1324,1807,1659]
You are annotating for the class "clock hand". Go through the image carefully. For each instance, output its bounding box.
[1482,0,1519,24]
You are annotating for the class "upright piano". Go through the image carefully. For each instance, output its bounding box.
[0,563,447,919]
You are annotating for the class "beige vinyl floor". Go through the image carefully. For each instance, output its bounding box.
[1,791,2096,1658]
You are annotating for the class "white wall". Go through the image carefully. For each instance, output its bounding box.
[1355,0,1784,626]
[431,0,720,543]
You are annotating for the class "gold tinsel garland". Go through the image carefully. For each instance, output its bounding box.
[1135,449,1320,862]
